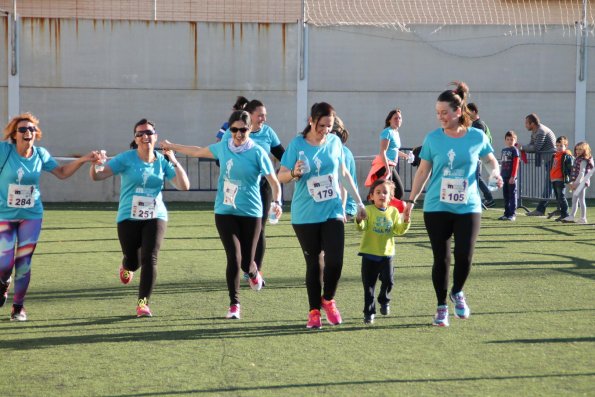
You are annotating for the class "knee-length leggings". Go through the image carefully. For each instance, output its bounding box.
[0,219,43,306]
[423,212,481,306]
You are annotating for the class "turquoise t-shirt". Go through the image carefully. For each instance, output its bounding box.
[0,142,58,220]
[210,139,274,218]
[280,133,345,224]
[343,145,358,216]
[107,150,176,223]
[380,127,401,162]
[420,127,493,214]
[220,124,281,154]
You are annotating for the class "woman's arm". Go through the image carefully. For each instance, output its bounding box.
[164,150,190,191]
[52,151,99,180]
[482,152,503,188]
[265,172,283,219]
[340,163,366,220]
[278,163,304,184]
[403,159,432,222]
[160,140,214,159]
[379,139,391,178]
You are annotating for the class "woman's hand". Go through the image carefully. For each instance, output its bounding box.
[356,203,367,222]
[160,140,173,151]
[403,202,414,223]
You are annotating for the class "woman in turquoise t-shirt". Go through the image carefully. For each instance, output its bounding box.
[220,99,285,281]
[404,82,502,327]
[91,118,190,318]
[0,113,98,321]
[375,108,409,199]
[160,110,282,320]
[278,102,366,329]
[331,116,358,221]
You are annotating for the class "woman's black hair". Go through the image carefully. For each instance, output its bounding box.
[436,81,471,127]
[233,96,249,111]
[228,110,252,130]
[384,108,401,128]
[301,102,336,137]
[244,99,265,114]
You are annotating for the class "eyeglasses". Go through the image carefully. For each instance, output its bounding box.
[230,127,249,134]
[17,126,37,133]
[134,130,156,138]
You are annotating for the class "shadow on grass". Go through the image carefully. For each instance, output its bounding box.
[495,252,595,282]
[487,337,595,344]
[0,321,428,351]
[104,372,595,396]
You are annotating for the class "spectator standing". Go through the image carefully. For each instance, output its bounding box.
[498,131,521,221]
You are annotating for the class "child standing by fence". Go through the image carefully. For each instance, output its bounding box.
[498,130,520,221]
[356,179,410,324]
[563,142,594,224]
[549,136,574,222]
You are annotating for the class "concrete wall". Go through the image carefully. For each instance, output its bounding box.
[1,18,593,201]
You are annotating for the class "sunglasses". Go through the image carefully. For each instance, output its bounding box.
[134,130,156,138]
[230,127,249,134]
[17,126,37,133]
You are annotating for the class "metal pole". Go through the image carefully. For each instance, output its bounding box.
[154,0,157,21]
[10,0,16,76]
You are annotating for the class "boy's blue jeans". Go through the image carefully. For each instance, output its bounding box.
[552,180,568,218]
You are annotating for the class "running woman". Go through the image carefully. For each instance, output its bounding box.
[160,110,282,320]
[403,82,502,327]
[90,118,190,317]
[0,113,99,321]
[278,102,366,329]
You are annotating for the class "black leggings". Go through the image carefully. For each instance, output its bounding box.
[293,219,344,310]
[117,219,167,301]
[255,179,272,271]
[423,212,481,306]
[215,214,261,305]
[374,165,404,199]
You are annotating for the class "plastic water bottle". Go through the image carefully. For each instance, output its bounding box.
[407,151,415,164]
[94,150,107,172]
[298,151,310,173]
[487,173,499,191]
[268,202,280,225]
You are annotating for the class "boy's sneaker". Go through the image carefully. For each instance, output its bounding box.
[321,298,343,325]
[225,304,241,319]
[248,272,264,291]
[0,277,11,308]
[547,210,561,219]
[449,291,471,319]
[10,304,26,322]
[561,216,575,223]
[497,215,508,220]
[364,314,375,324]
[526,210,545,216]
[119,265,134,285]
[380,303,390,316]
[505,216,516,221]
[482,199,495,208]
[306,309,322,329]
[136,297,152,317]
[432,305,449,327]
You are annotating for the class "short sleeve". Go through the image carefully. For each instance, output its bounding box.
[209,142,222,159]
[107,152,126,175]
[419,135,432,162]
[280,138,298,169]
[38,147,59,172]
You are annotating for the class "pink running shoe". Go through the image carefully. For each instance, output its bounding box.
[226,304,241,319]
[249,272,263,291]
[321,298,343,325]
[136,298,152,317]
[306,309,322,329]
[119,265,134,285]
[0,277,11,308]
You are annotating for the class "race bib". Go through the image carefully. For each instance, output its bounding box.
[223,179,239,208]
[7,184,35,208]
[131,195,157,219]
[307,174,336,202]
[440,177,469,204]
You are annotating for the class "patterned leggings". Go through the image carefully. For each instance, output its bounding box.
[0,219,43,306]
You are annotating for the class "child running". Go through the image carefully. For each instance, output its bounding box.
[562,141,594,224]
[355,179,410,324]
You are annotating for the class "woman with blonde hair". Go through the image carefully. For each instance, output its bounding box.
[0,113,98,321]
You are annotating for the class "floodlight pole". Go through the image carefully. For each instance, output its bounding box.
[7,0,20,119]
[574,0,588,142]
[296,0,309,137]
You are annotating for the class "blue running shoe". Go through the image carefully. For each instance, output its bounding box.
[449,291,470,319]
[432,305,449,327]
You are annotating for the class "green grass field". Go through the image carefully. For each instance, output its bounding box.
[2,202,594,396]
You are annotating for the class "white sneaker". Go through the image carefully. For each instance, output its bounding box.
[576,218,587,224]
[226,304,240,319]
[248,272,263,291]
[561,216,575,223]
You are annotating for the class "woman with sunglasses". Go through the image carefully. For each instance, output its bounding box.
[278,102,366,329]
[0,113,99,321]
[218,99,284,285]
[160,110,282,320]
[90,118,190,318]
